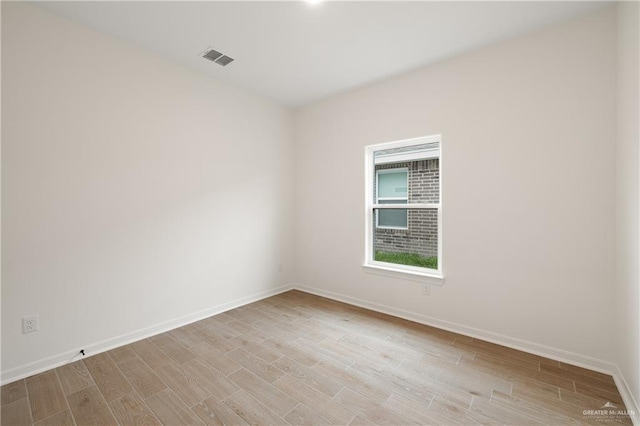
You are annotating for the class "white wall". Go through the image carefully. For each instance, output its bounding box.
[294,8,617,363]
[615,1,640,411]
[2,1,634,397]
[1,3,294,379]
[0,1,4,379]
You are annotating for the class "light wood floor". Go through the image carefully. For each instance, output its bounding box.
[1,290,633,425]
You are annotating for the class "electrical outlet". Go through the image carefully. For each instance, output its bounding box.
[22,315,39,334]
[423,284,431,296]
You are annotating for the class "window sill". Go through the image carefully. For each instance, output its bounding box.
[362,263,445,286]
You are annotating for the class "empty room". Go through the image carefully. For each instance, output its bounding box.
[1,1,639,425]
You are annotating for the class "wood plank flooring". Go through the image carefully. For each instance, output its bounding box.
[0,290,633,425]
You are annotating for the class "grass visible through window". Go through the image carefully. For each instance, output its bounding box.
[375,251,438,269]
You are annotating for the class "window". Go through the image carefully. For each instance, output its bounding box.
[364,135,443,282]
[376,168,408,229]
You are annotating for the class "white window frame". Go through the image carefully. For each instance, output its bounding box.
[364,134,444,284]
[375,168,408,230]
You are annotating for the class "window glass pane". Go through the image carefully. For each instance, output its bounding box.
[373,142,440,205]
[377,208,407,228]
[373,208,438,270]
[408,159,439,204]
[377,171,407,199]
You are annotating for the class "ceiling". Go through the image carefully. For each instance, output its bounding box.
[33,1,610,108]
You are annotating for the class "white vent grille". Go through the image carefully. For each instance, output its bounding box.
[201,47,234,67]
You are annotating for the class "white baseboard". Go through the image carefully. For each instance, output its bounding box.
[294,283,618,373]
[612,365,640,425]
[3,282,637,426]
[294,283,639,425]
[0,284,294,385]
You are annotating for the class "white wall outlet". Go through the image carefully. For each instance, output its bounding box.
[22,315,39,334]
[423,284,431,296]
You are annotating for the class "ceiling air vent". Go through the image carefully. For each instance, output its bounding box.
[215,55,234,67]
[201,47,234,67]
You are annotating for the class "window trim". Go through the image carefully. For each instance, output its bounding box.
[364,134,444,283]
[375,167,408,230]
